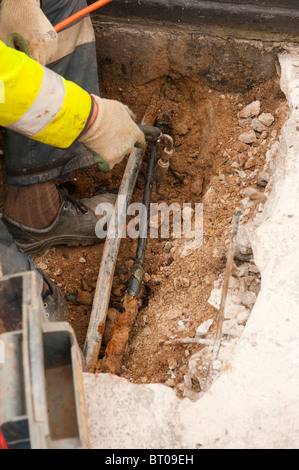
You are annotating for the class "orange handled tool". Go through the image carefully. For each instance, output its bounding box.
[54,0,112,33]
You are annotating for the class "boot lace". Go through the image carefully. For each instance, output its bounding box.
[58,188,88,214]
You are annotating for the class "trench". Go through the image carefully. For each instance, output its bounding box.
[26,15,289,399]
[0,15,288,402]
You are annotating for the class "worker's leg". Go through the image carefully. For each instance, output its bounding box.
[3,0,116,254]
[0,220,65,322]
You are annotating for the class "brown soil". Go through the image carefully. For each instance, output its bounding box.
[1,74,288,397]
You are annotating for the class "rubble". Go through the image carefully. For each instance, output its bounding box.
[239,100,261,118]
[252,118,267,133]
[235,222,255,256]
[242,291,257,310]
[258,112,275,127]
[195,319,214,337]
[238,130,257,144]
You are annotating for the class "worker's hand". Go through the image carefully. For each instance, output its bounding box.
[0,0,58,65]
[80,96,145,170]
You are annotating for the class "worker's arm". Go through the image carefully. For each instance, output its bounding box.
[0,40,144,169]
[0,0,57,66]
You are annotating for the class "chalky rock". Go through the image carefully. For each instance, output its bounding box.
[239,100,261,119]
[252,117,267,133]
[195,319,214,337]
[238,130,256,144]
[258,113,275,127]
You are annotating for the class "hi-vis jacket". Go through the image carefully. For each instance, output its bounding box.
[0,40,93,148]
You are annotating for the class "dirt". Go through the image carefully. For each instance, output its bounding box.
[0,73,288,397]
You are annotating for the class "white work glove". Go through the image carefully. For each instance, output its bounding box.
[0,0,57,65]
[80,96,145,170]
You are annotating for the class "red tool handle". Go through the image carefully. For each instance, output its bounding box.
[54,0,112,33]
[0,428,8,450]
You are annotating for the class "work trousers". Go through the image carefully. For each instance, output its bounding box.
[0,0,99,278]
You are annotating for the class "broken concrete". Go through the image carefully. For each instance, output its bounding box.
[83,50,299,449]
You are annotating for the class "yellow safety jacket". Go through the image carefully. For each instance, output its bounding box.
[0,40,92,148]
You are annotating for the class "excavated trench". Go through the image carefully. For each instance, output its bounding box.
[28,16,290,396]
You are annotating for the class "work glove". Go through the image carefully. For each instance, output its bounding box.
[80,96,145,170]
[0,0,57,65]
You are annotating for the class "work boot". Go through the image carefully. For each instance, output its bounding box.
[2,191,117,256]
[41,270,66,323]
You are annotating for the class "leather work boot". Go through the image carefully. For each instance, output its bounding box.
[41,270,66,322]
[2,191,117,256]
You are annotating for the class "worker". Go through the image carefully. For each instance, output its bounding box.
[0,0,144,320]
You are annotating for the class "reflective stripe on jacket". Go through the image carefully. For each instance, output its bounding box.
[0,40,92,148]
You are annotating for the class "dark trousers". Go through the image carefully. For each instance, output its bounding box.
[1,0,99,278]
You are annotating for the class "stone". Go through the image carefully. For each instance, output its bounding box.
[237,309,251,324]
[238,130,256,144]
[244,157,256,169]
[238,265,249,277]
[236,170,247,179]
[236,223,254,256]
[183,389,199,401]
[191,175,204,195]
[189,348,211,385]
[252,118,267,133]
[195,319,214,337]
[229,325,244,338]
[242,291,257,310]
[245,188,267,205]
[165,379,175,387]
[184,374,193,389]
[245,275,255,285]
[239,118,252,128]
[239,100,261,119]
[77,290,92,306]
[163,241,172,253]
[38,262,48,271]
[258,113,275,127]
[239,153,249,168]
[82,279,91,292]
[233,141,249,153]
[224,305,249,321]
[168,359,178,370]
[181,278,190,288]
[177,320,186,332]
[248,264,260,274]
[260,131,269,140]
[79,257,86,264]
[222,320,237,335]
